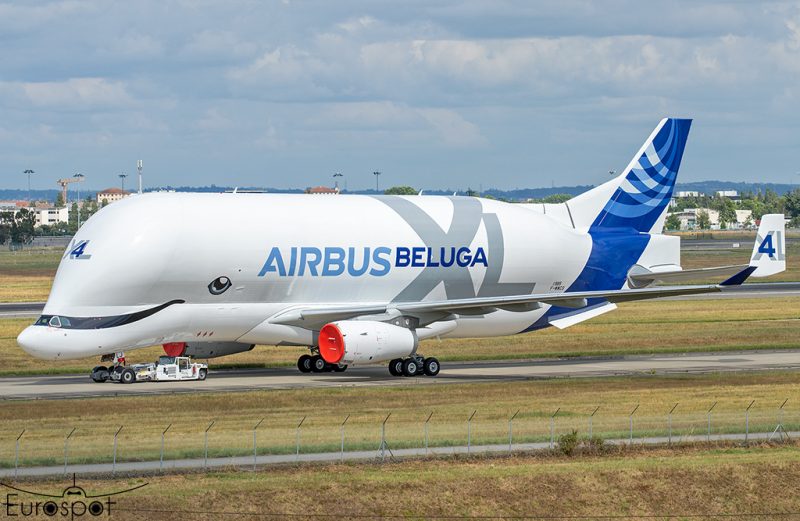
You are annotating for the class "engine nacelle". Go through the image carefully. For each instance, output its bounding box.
[162,342,255,359]
[318,321,417,366]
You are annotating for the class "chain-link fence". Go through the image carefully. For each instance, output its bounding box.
[1,399,795,477]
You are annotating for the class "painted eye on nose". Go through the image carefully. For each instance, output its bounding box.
[208,276,232,295]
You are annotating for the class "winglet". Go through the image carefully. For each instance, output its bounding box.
[719,266,757,286]
[750,214,786,277]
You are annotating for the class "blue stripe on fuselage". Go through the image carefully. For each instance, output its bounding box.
[520,229,650,332]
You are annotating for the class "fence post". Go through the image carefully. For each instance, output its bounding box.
[550,408,560,449]
[467,410,477,455]
[629,404,639,445]
[379,413,391,462]
[745,400,755,444]
[204,420,215,470]
[63,428,76,476]
[589,407,599,439]
[252,418,264,471]
[508,410,520,453]
[296,416,306,462]
[160,424,171,472]
[340,415,350,463]
[112,426,123,475]
[424,412,434,456]
[706,402,717,442]
[14,430,25,480]
[668,403,678,445]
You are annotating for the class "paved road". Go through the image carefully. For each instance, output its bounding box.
[1,429,792,479]
[1,350,799,401]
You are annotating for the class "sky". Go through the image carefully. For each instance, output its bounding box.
[1,0,799,192]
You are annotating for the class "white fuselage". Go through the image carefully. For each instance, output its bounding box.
[17,192,671,360]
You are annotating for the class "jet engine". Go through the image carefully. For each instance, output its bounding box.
[162,341,255,359]
[318,320,417,366]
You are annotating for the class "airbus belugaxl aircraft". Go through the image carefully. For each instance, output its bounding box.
[18,118,787,378]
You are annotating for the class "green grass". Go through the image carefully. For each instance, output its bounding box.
[1,371,799,469]
[15,442,800,520]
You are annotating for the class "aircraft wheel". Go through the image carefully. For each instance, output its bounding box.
[333,364,347,372]
[423,357,440,377]
[311,355,326,373]
[402,358,419,377]
[297,354,313,373]
[120,368,136,384]
[198,368,207,381]
[388,358,403,376]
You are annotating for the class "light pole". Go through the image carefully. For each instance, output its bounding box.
[373,171,381,193]
[23,169,35,200]
[119,173,127,191]
[73,173,85,228]
[137,159,143,194]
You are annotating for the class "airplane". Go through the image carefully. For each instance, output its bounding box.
[17,118,787,378]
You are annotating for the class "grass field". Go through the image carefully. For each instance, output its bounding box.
[1,371,798,468]
[2,295,799,375]
[10,440,800,520]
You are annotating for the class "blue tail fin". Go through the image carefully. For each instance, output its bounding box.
[568,118,692,233]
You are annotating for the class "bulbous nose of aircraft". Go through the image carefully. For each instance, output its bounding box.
[17,325,63,360]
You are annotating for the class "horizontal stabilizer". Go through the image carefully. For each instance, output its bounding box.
[628,264,749,286]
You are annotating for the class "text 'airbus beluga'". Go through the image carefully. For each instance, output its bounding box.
[18,118,787,377]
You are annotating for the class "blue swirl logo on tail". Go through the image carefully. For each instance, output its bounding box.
[591,118,691,232]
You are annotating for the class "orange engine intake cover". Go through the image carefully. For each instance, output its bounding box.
[318,323,345,364]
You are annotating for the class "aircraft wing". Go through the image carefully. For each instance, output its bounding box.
[269,284,721,329]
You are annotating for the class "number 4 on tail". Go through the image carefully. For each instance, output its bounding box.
[758,234,776,257]
[756,231,783,260]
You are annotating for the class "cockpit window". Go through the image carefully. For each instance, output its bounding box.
[30,300,185,330]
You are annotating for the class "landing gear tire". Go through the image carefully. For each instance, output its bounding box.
[388,358,403,376]
[402,358,420,377]
[297,354,313,373]
[90,366,109,383]
[333,364,347,372]
[120,368,136,384]
[311,355,327,373]
[423,357,440,377]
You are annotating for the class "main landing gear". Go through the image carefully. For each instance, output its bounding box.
[297,354,347,374]
[388,355,440,377]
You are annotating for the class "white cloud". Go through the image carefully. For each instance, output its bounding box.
[0,78,132,109]
[418,108,486,147]
[1,1,800,188]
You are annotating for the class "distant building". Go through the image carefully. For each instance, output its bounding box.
[34,207,68,227]
[715,190,740,199]
[675,191,702,198]
[0,200,26,211]
[305,186,339,195]
[670,208,719,230]
[668,207,753,230]
[96,188,131,205]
